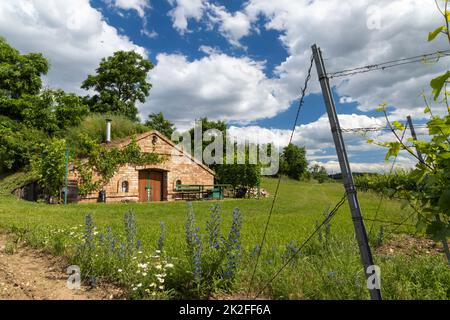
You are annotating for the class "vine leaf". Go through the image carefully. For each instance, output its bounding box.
[428,26,445,42]
[430,71,450,100]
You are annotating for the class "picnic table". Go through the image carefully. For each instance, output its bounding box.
[175,184,229,200]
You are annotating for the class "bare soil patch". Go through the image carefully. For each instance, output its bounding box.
[376,234,444,257]
[0,233,124,300]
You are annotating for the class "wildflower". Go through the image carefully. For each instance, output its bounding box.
[158,278,165,283]
[164,263,174,268]
[142,272,147,276]
[119,243,126,258]
[192,227,202,282]
[84,213,94,250]
[124,210,137,256]
[137,283,142,288]
[155,264,162,270]
[157,222,165,252]
[155,250,161,254]
[224,208,242,280]
[118,269,123,273]
[206,204,221,249]
[149,283,156,287]
[136,240,142,251]
[159,286,164,290]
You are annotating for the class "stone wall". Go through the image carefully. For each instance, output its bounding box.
[71,131,215,203]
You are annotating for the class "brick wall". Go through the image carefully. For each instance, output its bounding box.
[72,131,215,203]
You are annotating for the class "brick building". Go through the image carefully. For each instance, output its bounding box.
[70,130,215,203]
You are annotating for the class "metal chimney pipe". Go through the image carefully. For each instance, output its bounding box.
[106,119,112,144]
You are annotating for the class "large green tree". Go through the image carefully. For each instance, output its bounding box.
[21,89,88,135]
[145,112,176,138]
[81,51,153,121]
[279,143,308,180]
[0,37,49,120]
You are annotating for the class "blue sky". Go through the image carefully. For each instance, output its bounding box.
[0,0,448,172]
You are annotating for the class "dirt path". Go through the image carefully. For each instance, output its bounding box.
[0,234,124,300]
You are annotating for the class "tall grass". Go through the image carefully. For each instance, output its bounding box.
[0,178,449,299]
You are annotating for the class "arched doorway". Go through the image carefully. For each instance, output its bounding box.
[138,170,164,202]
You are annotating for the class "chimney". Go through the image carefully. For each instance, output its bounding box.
[106,119,112,144]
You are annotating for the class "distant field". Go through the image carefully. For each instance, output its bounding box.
[0,177,449,299]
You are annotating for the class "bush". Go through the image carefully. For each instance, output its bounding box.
[64,113,148,153]
[172,203,243,299]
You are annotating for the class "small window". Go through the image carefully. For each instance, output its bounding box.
[121,181,129,193]
[176,179,182,190]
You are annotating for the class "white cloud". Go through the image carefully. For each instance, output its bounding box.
[198,45,222,55]
[104,0,150,18]
[227,113,385,151]
[206,3,251,47]
[167,0,205,34]
[244,0,449,121]
[311,155,417,174]
[166,1,251,47]
[142,52,288,124]
[227,113,422,173]
[0,0,146,95]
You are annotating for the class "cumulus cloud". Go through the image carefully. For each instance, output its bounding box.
[227,113,421,172]
[167,0,205,34]
[227,113,385,152]
[167,1,251,47]
[244,0,449,120]
[164,1,448,123]
[206,3,251,47]
[311,154,417,174]
[104,0,150,18]
[142,52,288,124]
[0,0,146,94]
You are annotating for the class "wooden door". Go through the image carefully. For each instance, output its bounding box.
[138,170,163,202]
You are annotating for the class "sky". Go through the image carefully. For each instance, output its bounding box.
[0,0,449,173]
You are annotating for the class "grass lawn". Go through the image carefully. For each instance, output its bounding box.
[0,177,449,299]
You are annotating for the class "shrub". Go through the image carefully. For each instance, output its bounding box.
[181,203,243,298]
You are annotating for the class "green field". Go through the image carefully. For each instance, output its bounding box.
[0,177,449,299]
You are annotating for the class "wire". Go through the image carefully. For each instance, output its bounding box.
[328,50,450,79]
[368,123,408,237]
[364,218,416,228]
[341,125,428,133]
[379,210,418,242]
[253,193,348,299]
[246,55,315,297]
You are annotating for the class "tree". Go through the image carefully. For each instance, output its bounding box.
[279,144,308,180]
[310,164,329,183]
[81,51,153,121]
[21,89,89,135]
[188,117,227,151]
[30,138,67,199]
[215,142,261,192]
[0,116,49,172]
[145,112,176,138]
[0,37,49,120]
